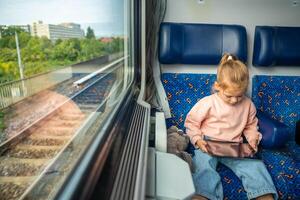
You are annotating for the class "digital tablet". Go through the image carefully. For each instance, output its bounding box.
[203,135,255,158]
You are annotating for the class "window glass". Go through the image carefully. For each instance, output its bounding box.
[0,0,134,199]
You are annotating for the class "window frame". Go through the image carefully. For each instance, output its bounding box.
[51,0,141,199]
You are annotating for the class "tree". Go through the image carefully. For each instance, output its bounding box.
[86,26,96,39]
[52,39,81,61]
[22,37,47,62]
[1,26,24,37]
[102,37,124,54]
[18,32,31,48]
[0,28,30,48]
[0,48,17,62]
[80,39,103,60]
[55,39,63,45]
[0,36,15,49]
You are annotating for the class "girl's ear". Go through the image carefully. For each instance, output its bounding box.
[213,81,221,91]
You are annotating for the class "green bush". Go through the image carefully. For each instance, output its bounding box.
[0,111,5,132]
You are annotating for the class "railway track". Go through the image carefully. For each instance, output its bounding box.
[0,73,103,144]
[0,73,115,200]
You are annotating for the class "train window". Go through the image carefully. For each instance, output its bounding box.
[0,0,134,199]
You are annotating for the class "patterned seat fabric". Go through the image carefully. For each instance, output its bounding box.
[252,75,299,130]
[162,73,216,130]
[252,75,300,160]
[162,73,300,200]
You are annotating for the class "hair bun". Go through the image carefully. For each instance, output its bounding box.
[220,53,237,65]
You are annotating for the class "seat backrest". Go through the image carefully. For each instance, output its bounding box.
[159,22,247,65]
[253,26,300,66]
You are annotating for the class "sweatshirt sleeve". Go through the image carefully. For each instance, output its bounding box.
[184,98,211,146]
[243,101,262,152]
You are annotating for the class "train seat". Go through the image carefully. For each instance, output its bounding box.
[251,26,300,199]
[252,26,300,156]
[158,22,300,199]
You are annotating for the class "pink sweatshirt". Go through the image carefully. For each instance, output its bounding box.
[184,93,262,151]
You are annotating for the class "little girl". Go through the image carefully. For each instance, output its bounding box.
[184,54,277,200]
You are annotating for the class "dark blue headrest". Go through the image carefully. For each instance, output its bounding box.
[159,22,247,65]
[253,26,300,66]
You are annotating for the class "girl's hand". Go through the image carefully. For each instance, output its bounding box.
[196,139,208,153]
[249,138,259,152]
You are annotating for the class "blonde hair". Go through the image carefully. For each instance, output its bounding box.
[215,53,249,92]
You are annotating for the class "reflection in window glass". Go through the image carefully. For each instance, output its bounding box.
[0,0,134,199]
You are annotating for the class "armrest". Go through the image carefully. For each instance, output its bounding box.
[155,112,167,152]
[257,111,292,149]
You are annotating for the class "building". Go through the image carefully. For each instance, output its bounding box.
[31,21,85,41]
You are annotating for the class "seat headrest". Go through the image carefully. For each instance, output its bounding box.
[159,22,247,65]
[253,26,300,67]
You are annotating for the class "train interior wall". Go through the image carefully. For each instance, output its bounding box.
[162,0,300,96]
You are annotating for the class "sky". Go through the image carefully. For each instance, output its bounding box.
[0,0,124,36]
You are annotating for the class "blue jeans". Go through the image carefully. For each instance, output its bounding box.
[193,150,278,200]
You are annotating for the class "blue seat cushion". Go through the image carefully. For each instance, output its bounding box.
[257,111,291,148]
[257,149,300,200]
